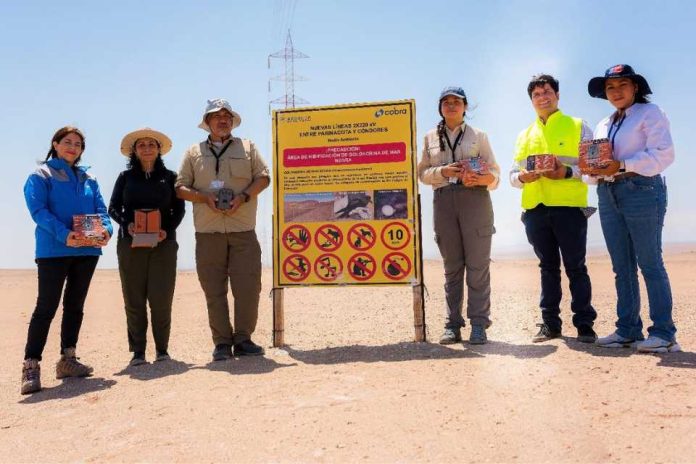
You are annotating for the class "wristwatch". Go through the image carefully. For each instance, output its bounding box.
[564,166,573,179]
[241,191,251,203]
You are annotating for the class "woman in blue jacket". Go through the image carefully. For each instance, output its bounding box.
[21,126,113,395]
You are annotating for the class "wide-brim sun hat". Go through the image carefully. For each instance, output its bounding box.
[120,128,172,156]
[198,98,242,132]
[588,64,652,99]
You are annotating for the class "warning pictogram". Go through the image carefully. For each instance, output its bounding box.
[348,253,376,281]
[282,254,311,282]
[347,223,376,251]
[282,225,311,252]
[314,225,343,252]
[382,252,412,280]
[314,253,343,282]
[381,221,411,250]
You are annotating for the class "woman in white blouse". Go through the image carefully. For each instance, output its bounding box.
[586,64,679,353]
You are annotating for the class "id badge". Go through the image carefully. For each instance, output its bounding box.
[209,180,224,190]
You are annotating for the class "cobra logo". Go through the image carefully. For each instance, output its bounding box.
[374,108,407,118]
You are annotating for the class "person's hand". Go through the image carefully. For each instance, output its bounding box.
[224,195,244,215]
[158,230,167,242]
[127,223,135,237]
[203,191,223,213]
[518,169,541,184]
[463,171,495,187]
[95,231,110,247]
[542,157,568,180]
[587,160,621,177]
[441,162,463,178]
[66,231,81,247]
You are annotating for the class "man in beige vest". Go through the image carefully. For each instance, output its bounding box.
[176,99,270,360]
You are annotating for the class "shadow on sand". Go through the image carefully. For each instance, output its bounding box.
[114,359,195,380]
[194,355,297,375]
[18,377,116,404]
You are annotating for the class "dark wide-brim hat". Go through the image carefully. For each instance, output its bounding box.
[588,64,652,99]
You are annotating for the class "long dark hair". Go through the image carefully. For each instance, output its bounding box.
[44,126,85,165]
[127,153,165,172]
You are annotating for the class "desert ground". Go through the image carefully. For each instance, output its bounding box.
[1,250,695,463]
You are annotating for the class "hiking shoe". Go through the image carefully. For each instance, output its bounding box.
[596,331,637,348]
[234,339,265,356]
[469,325,487,345]
[532,323,561,343]
[576,326,598,343]
[212,344,233,361]
[637,336,682,353]
[129,352,147,366]
[56,348,93,379]
[439,328,462,345]
[21,359,41,395]
[155,351,171,362]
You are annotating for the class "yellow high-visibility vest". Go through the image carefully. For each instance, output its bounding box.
[514,110,587,209]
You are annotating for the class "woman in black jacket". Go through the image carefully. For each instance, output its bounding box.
[109,128,185,366]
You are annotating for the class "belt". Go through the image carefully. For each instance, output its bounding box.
[598,172,640,185]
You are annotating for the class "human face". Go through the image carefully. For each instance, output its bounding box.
[530,83,559,119]
[52,132,83,166]
[207,109,234,139]
[440,96,466,124]
[134,137,160,166]
[605,77,637,111]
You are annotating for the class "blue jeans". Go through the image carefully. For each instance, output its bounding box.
[597,175,675,342]
[522,205,596,331]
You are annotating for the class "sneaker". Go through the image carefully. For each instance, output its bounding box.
[439,328,462,345]
[596,331,637,348]
[532,323,562,343]
[637,336,682,353]
[56,348,93,379]
[576,326,598,343]
[212,344,233,361]
[129,352,147,366]
[234,339,265,356]
[155,351,171,362]
[21,359,41,395]
[469,325,487,345]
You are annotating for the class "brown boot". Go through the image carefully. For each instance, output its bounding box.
[21,359,41,395]
[56,347,93,379]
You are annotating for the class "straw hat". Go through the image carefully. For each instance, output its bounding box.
[120,128,172,156]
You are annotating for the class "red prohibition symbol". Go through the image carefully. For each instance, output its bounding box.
[282,225,311,252]
[282,254,311,282]
[348,253,376,281]
[314,253,343,282]
[347,223,376,251]
[314,224,343,252]
[380,221,411,250]
[381,252,412,280]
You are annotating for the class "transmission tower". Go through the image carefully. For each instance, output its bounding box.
[268,30,309,112]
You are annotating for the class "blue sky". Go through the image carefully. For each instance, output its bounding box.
[2,0,694,268]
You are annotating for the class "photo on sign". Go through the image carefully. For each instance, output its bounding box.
[374,189,407,220]
[284,192,334,222]
[333,191,373,221]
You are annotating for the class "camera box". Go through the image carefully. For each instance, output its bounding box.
[526,154,556,172]
[459,156,489,175]
[132,209,160,248]
[579,139,613,173]
[216,188,235,210]
[72,214,105,246]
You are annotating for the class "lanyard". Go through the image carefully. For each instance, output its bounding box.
[207,138,233,176]
[608,113,626,151]
[445,125,466,163]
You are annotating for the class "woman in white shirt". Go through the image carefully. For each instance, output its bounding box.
[417,86,500,345]
[586,64,679,353]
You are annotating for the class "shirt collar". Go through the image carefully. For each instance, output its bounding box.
[536,109,564,127]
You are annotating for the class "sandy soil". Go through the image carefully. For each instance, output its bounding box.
[1,251,695,463]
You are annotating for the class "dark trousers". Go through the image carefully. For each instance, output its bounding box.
[117,238,178,353]
[24,255,99,361]
[522,205,596,331]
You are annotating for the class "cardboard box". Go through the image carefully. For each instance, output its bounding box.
[72,214,105,246]
[579,138,613,172]
[458,157,489,175]
[132,209,160,248]
[526,154,556,172]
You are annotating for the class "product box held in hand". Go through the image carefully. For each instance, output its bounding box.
[526,154,556,172]
[72,214,105,246]
[132,209,160,248]
[458,156,489,175]
[579,138,613,173]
